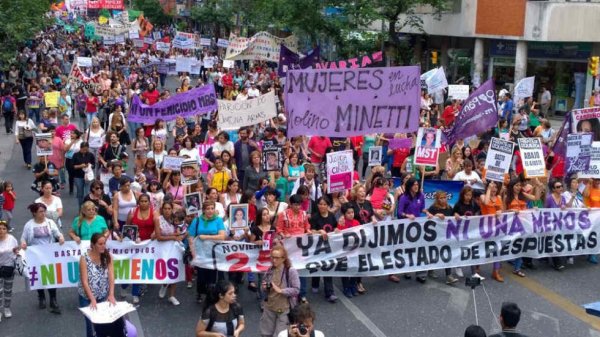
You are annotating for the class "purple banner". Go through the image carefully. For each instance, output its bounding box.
[314,51,384,69]
[442,79,498,144]
[278,45,320,78]
[552,113,571,158]
[128,85,218,123]
[388,138,413,150]
[285,66,421,137]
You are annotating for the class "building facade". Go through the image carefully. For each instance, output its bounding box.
[397,0,600,112]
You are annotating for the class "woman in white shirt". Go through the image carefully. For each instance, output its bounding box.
[147,139,168,168]
[452,159,483,191]
[15,110,37,169]
[85,117,105,157]
[35,181,64,227]
[179,138,200,164]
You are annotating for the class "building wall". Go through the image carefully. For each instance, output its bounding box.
[475,0,525,37]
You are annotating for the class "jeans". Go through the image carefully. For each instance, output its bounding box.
[311,277,334,297]
[28,108,40,124]
[121,284,141,296]
[19,136,33,165]
[74,177,89,207]
[299,277,307,298]
[513,258,523,271]
[3,112,14,132]
[127,121,141,141]
[86,112,97,127]
[78,295,96,337]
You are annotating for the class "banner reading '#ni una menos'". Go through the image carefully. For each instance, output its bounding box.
[285,66,421,137]
[193,208,600,277]
[217,91,277,130]
[128,84,217,123]
[25,240,185,290]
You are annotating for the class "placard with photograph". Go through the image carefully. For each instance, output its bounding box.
[368,146,383,166]
[122,225,139,241]
[229,204,249,229]
[262,147,282,171]
[181,159,199,185]
[35,133,53,156]
[184,192,202,215]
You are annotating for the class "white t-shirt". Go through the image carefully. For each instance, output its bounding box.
[0,235,18,267]
[277,330,325,337]
[452,171,483,188]
[35,196,63,216]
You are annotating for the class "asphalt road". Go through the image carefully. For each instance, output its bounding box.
[0,91,598,337]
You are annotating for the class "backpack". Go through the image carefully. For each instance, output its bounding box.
[3,98,13,112]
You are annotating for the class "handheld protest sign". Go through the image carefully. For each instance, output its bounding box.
[229,204,249,230]
[518,138,546,178]
[414,127,441,167]
[184,192,202,215]
[368,146,383,167]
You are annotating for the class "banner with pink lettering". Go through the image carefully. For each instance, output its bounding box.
[25,240,184,290]
[193,209,600,276]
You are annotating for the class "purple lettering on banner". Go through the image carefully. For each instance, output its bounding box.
[442,79,498,144]
[388,138,413,150]
[128,84,217,123]
[285,66,421,137]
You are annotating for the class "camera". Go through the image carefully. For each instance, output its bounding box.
[465,276,481,288]
[298,323,308,335]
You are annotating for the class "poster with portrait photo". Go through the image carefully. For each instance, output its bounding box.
[229,204,249,229]
[415,127,442,167]
[184,192,202,215]
[122,225,139,241]
[368,146,383,166]
[35,133,53,156]
[262,147,282,171]
[572,107,600,141]
[180,159,199,185]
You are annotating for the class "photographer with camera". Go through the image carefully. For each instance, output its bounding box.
[277,303,324,337]
[259,245,300,337]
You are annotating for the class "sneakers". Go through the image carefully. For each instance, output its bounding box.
[300,297,309,304]
[427,270,438,279]
[588,255,598,264]
[326,295,338,303]
[472,273,485,281]
[342,287,353,298]
[567,257,574,265]
[350,287,358,297]
[158,285,168,299]
[132,296,140,304]
[446,275,459,285]
[416,276,427,284]
[454,268,464,278]
[120,288,128,298]
[311,287,319,294]
[4,308,12,318]
[187,282,193,289]
[168,296,180,306]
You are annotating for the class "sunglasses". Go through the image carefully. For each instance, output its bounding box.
[554,185,563,189]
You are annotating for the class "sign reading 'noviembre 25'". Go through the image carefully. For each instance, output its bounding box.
[284,66,421,137]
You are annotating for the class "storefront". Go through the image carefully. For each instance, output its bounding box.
[488,40,590,113]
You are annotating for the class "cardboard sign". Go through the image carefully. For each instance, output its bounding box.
[448,85,469,100]
[326,150,353,193]
[484,137,515,182]
[518,138,546,178]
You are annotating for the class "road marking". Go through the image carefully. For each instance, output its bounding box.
[332,285,388,337]
[502,265,600,331]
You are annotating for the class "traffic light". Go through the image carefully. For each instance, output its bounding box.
[431,51,438,65]
[589,56,599,76]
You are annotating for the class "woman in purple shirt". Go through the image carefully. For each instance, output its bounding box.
[544,179,566,271]
[396,177,428,283]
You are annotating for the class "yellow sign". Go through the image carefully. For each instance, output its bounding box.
[44,92,60,108]
[98,16,109,25]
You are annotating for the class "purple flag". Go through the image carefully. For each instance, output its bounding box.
[128,84,218,123]
[278,45,320,78]
[388,138,413,150]
[285,66,421,137]
[443,79,498,143]
[551,113,571,158]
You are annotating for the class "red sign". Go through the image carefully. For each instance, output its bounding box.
[87,0,124,10]
[414,147,440,167]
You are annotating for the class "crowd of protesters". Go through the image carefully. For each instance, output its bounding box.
[0,12,588,337]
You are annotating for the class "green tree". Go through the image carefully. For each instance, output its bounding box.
[334,0,447,64]
[190,0,238,39]
[0,0,52,68]
[132,0,173,26]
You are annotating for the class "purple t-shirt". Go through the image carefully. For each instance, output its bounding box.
[545,195,566,208]
[397,193,425,218]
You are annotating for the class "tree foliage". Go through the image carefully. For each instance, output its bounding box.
[0,0,52,68]
[132,0,173,26]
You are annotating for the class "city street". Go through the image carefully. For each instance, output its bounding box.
[0,122,598,337]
